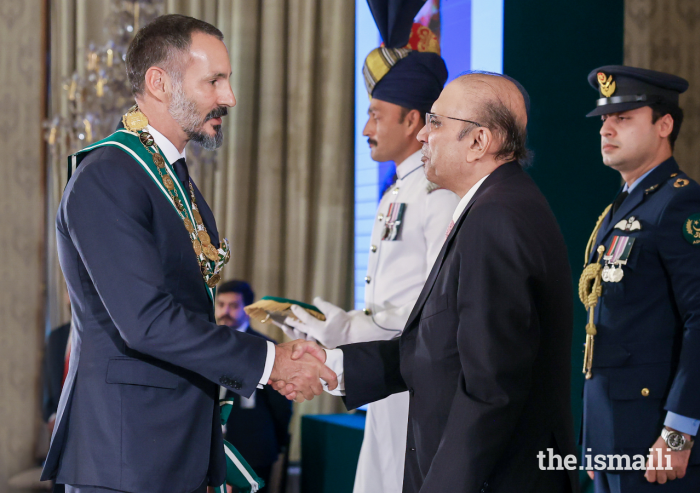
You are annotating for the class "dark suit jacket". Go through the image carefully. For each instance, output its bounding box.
[340,163,578,493]
[42,322,70,423]
[582,158,700,465]
[41,144,269,493]
[224,327,292,467]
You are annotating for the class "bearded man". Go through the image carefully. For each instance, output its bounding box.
[40,14,335,493]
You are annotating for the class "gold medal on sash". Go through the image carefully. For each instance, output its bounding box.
[198,230,211,245]
[163,175,175,190]
[193,240,202,256]
[193,209,202,224]
[153,154,166,168]
[122,106,149,132]
[183,218,194,233]
[206,273,221,287]
[204,243,219,261]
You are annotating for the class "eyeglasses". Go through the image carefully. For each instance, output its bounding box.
[425,112,483,133]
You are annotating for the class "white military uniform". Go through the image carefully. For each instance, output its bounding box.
[353,150,458,493]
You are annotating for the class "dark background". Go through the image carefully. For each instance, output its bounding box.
[504,0,624,489]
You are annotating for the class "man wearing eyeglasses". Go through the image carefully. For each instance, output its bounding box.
[273,3,457,493]
[280,71,578,492]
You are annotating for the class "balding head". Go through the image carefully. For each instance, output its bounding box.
[416,72,532,197]
[453,73,529,163]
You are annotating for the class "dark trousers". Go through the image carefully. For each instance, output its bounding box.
[594,466,700,492]
[63,479,208,493]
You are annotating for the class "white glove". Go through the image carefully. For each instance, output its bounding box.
[268,313,318,343]
[285,297,378,348]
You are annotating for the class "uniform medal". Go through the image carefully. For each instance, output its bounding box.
[602,235,635,283]
[382,202,406,241]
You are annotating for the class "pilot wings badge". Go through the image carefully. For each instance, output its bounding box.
[614,216,641,232]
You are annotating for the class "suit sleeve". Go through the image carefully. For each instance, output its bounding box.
[339,338,407,409]
[62,153,268,397]
[660,190,700,420]
[421,203,542,491]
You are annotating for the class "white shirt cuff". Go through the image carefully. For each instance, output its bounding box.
[258,341,275,388]
[322,348,345,396]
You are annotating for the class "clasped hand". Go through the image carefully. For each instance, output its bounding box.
[267,340,335,403]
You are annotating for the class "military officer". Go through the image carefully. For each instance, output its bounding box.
[276,3,458,492]
[580,65,700,492]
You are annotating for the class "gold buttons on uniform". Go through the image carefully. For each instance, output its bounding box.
[365,276,371,284]
[370,245,377,252]
[641,388,650,397]
[392,188,399,194]
[363,308,372,315]
[378,214,384,221]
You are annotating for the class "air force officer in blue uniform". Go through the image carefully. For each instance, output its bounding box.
[41,15,335,493]
[581,66,700,492]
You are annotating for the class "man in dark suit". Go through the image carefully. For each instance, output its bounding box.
[41,15,335,493]
[215,281,293,491]
[580,66,700,492]
[282,73,578,492]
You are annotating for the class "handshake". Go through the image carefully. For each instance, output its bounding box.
[267,339,337,402]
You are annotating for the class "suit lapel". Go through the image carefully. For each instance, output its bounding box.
[403,163,522,331]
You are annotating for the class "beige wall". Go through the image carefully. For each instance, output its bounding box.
[625,0,700,180]
[0,1,47,491]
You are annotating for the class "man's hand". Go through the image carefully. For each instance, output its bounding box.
[645,431,692,483]
[268,340,336,403]
[269,340,329,402]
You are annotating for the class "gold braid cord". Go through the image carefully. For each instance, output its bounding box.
[578,204,611,379]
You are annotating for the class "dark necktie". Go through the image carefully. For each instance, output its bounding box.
[172,157,190,192]
[612,190,628,215]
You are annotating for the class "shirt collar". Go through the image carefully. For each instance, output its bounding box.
[396,150,424,180]
[147,125,186,165]
[623,165,658,194]
[452,174,490,223]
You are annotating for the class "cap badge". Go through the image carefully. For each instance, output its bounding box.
[597,72,616,98]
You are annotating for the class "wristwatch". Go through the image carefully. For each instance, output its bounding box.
[662,428,695,451]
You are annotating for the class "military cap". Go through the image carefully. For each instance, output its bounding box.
[586,65,688,117]
[363,0,448,114]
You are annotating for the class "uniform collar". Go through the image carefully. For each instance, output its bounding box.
[396,150,424,180]
[147,125,186,165]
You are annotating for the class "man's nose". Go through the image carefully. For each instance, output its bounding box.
[362,117,373,137]
[219,84,236,108]
[417,124,428,144]
[600,118,614,137]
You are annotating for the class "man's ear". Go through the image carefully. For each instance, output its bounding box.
[405,109,423,134]
[656,113,674,140]
[144,66,168,102]
[465,127,491,162]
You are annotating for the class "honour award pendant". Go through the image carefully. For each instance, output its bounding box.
[122,106,149,132]
[602,265,611,282]
[609,266,624,283]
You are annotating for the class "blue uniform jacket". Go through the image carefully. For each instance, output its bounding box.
[40,144,269,493]
[582,157,700,464]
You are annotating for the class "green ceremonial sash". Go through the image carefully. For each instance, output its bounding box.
[69,132,265,492]
[68,129,215,302]
[219,399,266,493]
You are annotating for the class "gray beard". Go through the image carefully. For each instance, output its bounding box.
[168,85,224,151]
